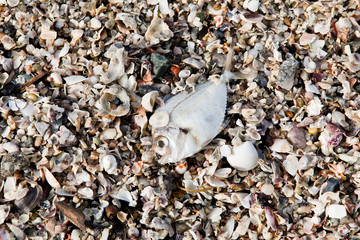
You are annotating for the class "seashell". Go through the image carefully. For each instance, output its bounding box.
[0,57,14,72]
[226,141,259,171]
[145,6,173,44]
[321,178,340,194]
[7,0,19,7]
[299,33,317,46]
[331,111,348,128]
[335,18,352,41]
[99,85,130,117]
[270,139,292,153]
[128,228,140,239]
[326,204,347,219]
[2,142,19,153]
[55,201,87,231]
[89,18,102,30]
[134,115,148,133]
[105,46,126,84]
[275,53,299,90]
[208,207,223,223]
[141,91,158,112]
[240,12,263,23]
[14,185,43,213]
[70,29,84,46]
[43,167,61,189]
[149,110,169,128]
[306,97,323,116]
[265,207,277,230]
[178,69,191,79]
[0,205,10,225]
[245,0,260,12]
[282,155,298,176]
[64,75,87,85]
[0,73,10,87]
[204,176,227,187]
[220,144,232,157]
[338,154,358,164]
[183,57,204,69]
[110,188,136,207]
[261,184,275,195]
[287,126,306,149]
[39,30,57,40]
[100,155,118,175]
[6,223,25,240]
[34,121,50,136]
[50,72,63,87]
[175,161,188,174]
[116,13,137,30]
[1,35,16,50]
[100,128,117,140]
[214,168,232,178]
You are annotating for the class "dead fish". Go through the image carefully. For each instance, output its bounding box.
[149,49,234,164]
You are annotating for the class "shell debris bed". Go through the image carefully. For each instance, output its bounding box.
[0,0,359,239]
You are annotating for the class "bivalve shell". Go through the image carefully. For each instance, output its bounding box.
[14,185,43,214]
[1,35,16,50]
[226,141,259,171]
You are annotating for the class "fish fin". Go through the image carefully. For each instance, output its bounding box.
[219,117,230,132]
[219,45,235,84]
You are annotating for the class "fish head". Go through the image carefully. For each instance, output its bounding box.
[152,127,186,163]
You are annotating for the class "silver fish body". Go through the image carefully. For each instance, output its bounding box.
[150,80,227,164]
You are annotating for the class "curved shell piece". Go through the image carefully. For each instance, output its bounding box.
[14,185,43,213]
[1,35,16,50]
[100,85,130,117]
[141,91,158,112]
[226,141,258,171]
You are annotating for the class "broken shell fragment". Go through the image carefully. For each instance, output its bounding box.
[270,139,292,153]
[100,85,130,116]
[100,155,118,175]
[141,91,159,112]
[56,201,87,231]
[145,6,173,44]
[226,141,258,171]
[14,185,43,214]
[7,0,20,7]
[326,204,347,219]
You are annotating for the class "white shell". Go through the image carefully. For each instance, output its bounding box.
[89,18,102,30]
[43,167,61,189]
[226,141,259,171]
[141,91,158,112]
[7,0,19,7]
[326,204,347,219]
[149,111,169,128]
[100,155,118,175]
[99,85,130,116]
[106,47,126,84]
[70,29,84,45]
[270,139,292,153]
[40,30,57,40]
[2,142,19,153]
[145,6,173,44]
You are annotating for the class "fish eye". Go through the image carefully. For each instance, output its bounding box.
[155,136,168,149]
